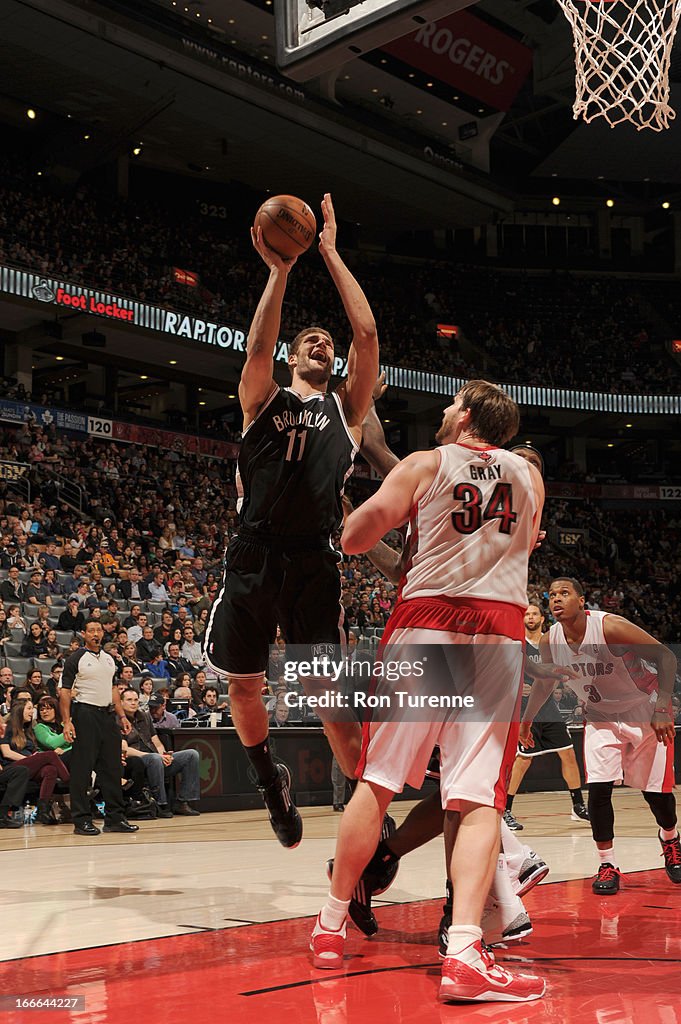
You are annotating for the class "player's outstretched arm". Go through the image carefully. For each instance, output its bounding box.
[361,373,400,479]
[342,450,438,554]
[318,194,378,431]
[239,226,297,426]
[603,615,677,744]
[342,494,403,582]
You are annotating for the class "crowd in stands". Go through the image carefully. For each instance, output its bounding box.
[1,154,680,392]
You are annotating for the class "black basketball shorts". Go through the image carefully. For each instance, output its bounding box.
[518,719,574,757]
[203,535,344,677]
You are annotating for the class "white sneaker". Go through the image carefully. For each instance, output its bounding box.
[482,894,532,945]
[515,852,550,897]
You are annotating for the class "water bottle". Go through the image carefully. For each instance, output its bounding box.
[23,802,36,826]
[96,802,105,816]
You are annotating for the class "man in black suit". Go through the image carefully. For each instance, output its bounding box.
[118,568,151,602]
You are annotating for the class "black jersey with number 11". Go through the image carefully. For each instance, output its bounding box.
[236,386,359,540]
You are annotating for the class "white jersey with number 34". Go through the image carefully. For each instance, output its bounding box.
[399,444,537,609]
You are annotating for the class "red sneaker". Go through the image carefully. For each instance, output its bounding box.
[439,941,545,1003]
[310,914,346,970]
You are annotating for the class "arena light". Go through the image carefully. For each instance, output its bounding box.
[552,196,560,206]
[132,146,142,156]
[606,199,615,208]
[607,442,614,447]
[626,422,633,427]
[55,356,64,361]
[140,375,148,380]
[26,108,36,120]
[662,201,671,209]
[168,359,177,365]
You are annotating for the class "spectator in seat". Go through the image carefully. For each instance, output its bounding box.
[119,688,200,818]
[1,566,24,603]
[165,642,194,680]
[0,608,12,652]
[200,686,228,713]
[119,568,150,603]
[121,641,144,674]
[0,699,69,824]
[148,693,181,730]
[27,669,49,703]
[136,626,158,664]
[127,612,148,645]
[39,542,61,573]
[148,571,170,602]
[138,674,156,711]
[123,604,143,629]
[42,568,64,599]
[0,714,30,828]
[63,565,88,596]
[34,696,73,768]
[154,609,178,648]
[181,624,202,668]
[6,605,26,633]
[47,664,62,697]
[58,598,85,634]
[193,607,210,639]
[24,570,52,607]
[21,622,49,660]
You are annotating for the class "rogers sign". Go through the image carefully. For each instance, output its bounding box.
[384,10,533,111]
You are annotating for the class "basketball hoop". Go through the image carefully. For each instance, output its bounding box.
[557,0,681,130]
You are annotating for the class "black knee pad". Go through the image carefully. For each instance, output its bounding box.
[588,782,615,842]
[642,791,677,831]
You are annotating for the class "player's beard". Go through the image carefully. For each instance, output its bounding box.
[296,359,332,387]
[435,408,461,444]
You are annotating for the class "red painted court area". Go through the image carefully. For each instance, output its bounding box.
[2,870,680,1024]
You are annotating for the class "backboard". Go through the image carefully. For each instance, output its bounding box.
[274,0,474,81]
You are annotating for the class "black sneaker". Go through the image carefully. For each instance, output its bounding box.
[325,815,399,938]
[438,880,453,958]
[503,808,523,831]
[571,803,590,823]
[592,863,621,895]
[258,762,302,849]
[659,832,681,884]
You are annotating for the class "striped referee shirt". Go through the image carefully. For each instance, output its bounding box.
[61,647,117,708]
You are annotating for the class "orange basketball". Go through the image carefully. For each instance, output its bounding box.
[254,195,317,260]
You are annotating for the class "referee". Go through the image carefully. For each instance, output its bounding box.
[60,620,139,836]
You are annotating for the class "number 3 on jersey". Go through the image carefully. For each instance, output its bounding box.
[451,482,517,535]
[285,428,307,462]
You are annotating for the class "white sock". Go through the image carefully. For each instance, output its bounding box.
[446,925,484,962]
[320,894,350,931]
[500,818,525,882]
[490,854,519,906]
[660,826,678,842]
[598,845,617,867]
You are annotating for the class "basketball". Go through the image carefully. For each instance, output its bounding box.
[254,195,317,260]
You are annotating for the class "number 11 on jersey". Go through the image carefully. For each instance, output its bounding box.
[285,428,307,462]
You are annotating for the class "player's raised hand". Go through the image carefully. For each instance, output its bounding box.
[250,225,297,275]
[318,193,337,256]
[372,371,387,402]
[533,529,547,551]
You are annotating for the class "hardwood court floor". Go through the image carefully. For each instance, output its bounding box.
[0,790,679,1023]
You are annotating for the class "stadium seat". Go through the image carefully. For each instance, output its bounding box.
[55,631,75,647]
[2,642,24,658]
[23,606,40,620]
[6,656,34,676]
[146,601,168,614]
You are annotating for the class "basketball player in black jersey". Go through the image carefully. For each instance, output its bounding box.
[203,194,378,847]
[504,601,589,830]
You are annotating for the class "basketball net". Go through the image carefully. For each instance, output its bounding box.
[557,0,681,130]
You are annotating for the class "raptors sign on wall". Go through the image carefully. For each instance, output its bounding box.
[384,10,533,112]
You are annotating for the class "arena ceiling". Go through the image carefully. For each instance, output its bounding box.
[3,0,681,236]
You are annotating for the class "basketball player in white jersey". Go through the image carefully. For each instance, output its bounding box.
[521,577,680,895]
[311,380,547,1003]
[504,601,589,829]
